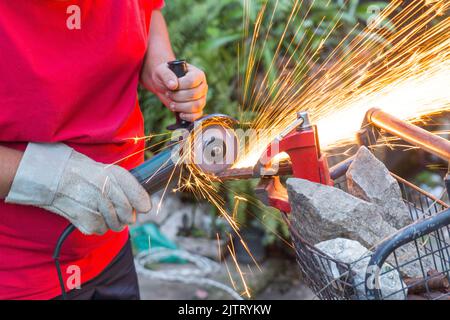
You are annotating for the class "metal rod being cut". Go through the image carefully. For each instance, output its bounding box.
[217,161,293,180]
[367,108,450,162]
[217,157,350,181]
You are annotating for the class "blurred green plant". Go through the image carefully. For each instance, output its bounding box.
[139,0,389,244]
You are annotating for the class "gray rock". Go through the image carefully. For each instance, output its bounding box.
[315,238,407,300]
[287,178,397,248]
[382,199,412,229]
[287,177,434,278]
[345,147,441,277]
[346,146,412,229]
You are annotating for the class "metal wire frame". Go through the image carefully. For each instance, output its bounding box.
[365,207,450,300]
[286,219,355,300]
[288,174,450,300]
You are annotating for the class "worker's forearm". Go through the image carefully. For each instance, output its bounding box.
[144,10,176,72]
[0,146,23,199]
[140,10,208,120]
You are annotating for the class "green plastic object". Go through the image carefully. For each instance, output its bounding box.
[130,223,185,264]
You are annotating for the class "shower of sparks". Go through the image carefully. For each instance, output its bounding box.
[121,0,449,298]
[227,238,252,298]
[178,0,449,295]
[317,56,450,149]
[232,195,248,220]
[160,118,261,295]
[369,128,450,152]
[123,132,171,145]
[234,0,450,168]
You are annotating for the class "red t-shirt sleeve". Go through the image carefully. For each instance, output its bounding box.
[151,0,165,10]
[142,0,165,34]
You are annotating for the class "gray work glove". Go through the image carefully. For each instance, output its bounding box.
[6,143,151,235]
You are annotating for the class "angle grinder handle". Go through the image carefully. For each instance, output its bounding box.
[166,60,191,131]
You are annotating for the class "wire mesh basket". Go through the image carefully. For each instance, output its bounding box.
[287,172,450,300]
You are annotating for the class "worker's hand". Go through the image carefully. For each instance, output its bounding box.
[6,143,151,235]
[141,62,208,122]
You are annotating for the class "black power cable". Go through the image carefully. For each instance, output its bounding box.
[52,224,76,300]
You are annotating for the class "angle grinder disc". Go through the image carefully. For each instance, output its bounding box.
[190,123,238,174]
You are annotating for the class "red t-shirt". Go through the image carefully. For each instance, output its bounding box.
[0,0,163,299]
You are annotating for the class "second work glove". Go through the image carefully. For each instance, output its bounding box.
[6,143,151,235]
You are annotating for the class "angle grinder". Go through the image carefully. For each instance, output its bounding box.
[131,60,238,192]
[53,60,239,298]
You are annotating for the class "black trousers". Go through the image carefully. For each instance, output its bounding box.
[53,239,140,300]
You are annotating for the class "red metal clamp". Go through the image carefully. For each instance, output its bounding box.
[254,112,332,213]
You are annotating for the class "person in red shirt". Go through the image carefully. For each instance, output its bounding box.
[0,1,208,299]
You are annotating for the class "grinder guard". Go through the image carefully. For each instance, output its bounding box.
[131,113,239,195]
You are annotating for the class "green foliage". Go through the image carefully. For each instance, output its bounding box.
[139,0,242,145]
[139,0,389,244]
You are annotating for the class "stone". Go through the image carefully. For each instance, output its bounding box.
[287,177,434,279]
[315,238,407,300]
[382,199,412,229]
[346,146,412,229]
[287,178,397,248]
[345,147,439,277]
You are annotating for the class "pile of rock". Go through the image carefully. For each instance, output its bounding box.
[286,146,439,300]
[315,238,406,300]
